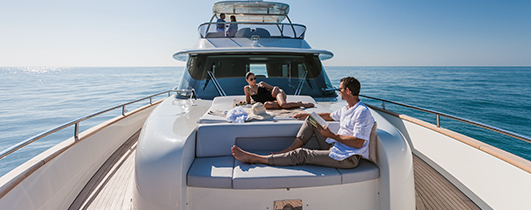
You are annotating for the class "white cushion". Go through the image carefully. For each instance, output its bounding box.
[198,95,324,124]
[337,159,380,184]
[232,158,342,189]
[187,156,234,188]
[196,122,304,157]
[187,156,379,189]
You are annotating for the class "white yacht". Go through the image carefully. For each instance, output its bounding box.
[1,1,530,210]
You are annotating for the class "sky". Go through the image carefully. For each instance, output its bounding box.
[0,0,529,67]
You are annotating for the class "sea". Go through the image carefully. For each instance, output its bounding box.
[1,66,530,176]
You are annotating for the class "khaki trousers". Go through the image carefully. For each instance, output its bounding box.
[268,118,361,169]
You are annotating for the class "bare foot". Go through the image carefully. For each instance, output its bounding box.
[232,146,268,164]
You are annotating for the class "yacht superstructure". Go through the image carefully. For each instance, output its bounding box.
[172,1,336,100]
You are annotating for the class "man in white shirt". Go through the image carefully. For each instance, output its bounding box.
[232,77,375,168]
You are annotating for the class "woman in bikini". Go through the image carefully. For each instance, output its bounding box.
[244,72,314,109]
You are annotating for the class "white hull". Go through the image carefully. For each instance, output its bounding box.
[0,101,160,209]
[373,106,531,210]
[187,182,379,209]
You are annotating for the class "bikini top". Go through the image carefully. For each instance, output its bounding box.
[251,86,276,103]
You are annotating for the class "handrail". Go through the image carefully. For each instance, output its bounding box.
[360,94,531,144]
[198,21,306,39]
[207,71,227,97]
[0,90,172,160]
[294,70,308,96]
[199,21,306,28]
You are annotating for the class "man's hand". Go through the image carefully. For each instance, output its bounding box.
[317,125,335,139]
[292,113,309,120]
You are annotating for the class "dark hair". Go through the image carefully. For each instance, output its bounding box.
[230,15,236,22]
[245,72,255,79]
[340,77,361,96]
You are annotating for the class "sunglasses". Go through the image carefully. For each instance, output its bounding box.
[248,77,256,81]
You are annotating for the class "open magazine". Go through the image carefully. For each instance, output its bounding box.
[307,112,328,129]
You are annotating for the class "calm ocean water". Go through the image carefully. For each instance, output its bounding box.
[1,66,530,176]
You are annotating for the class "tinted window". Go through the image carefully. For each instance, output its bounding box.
[187,54,322,80]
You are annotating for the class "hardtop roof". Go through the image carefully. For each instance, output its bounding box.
[213,1,289,23]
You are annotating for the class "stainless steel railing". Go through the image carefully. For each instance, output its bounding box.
[198,22,306,39]
[360,94,531,144]
[0,90,172,160]
[3,91,528,160]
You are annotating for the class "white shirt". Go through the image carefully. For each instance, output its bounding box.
[326,101,375,160]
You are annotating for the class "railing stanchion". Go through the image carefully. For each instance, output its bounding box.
[436,114,440,127]
[74,123,79,141]
[382,101,385,110]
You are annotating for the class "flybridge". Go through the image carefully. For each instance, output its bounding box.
[198,22,306,39]
[200,1,304,39]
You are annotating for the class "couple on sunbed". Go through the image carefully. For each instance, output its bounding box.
[243,72,314,109]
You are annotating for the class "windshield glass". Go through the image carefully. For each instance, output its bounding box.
[187,54,321,80]
[180,53,336,99]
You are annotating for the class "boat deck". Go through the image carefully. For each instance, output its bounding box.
[413,155,480,210]
[69,130,139,210]
[73,131,480,210]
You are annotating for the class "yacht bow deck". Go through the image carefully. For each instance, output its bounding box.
[76,131,479,210]
[413,155,480,210]
[70,130,139,210]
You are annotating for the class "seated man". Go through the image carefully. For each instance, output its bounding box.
[232,77,375,169]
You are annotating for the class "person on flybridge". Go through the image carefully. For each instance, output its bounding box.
[216,13,226,33]
[232,77,376,169]
[226,15,238,37]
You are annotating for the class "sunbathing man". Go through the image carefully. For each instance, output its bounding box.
[244,72,314,109]
[233,77,375,169]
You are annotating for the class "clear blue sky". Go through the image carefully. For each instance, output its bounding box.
[0,0,529,67]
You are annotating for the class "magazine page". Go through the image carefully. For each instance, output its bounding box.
[307,112,328,129]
